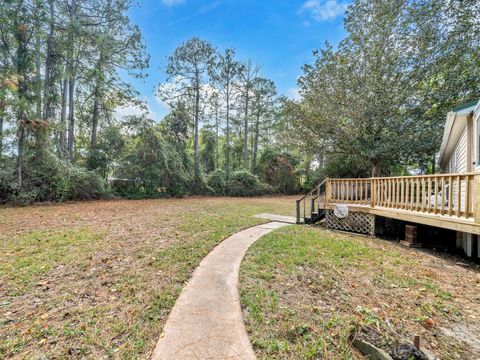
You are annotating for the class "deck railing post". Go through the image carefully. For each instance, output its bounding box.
[371,178,376,208]
[325,178,331,204]
[296,199,301,224]
[474,174,480,225]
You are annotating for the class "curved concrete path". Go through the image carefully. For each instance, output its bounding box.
[152,221,288,360]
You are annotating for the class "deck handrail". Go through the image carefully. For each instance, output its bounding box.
[296,179,327,223]
[324,173,480,223]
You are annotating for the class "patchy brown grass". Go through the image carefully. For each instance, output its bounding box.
[0,196,296,359]
[240,225,480,360]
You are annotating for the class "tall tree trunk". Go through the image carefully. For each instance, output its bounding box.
[252,109,260,174]
[17,126,25,187]
[193,75,200,178]
[215,108,219,169]
[66,0,77,162]
[14,7,29,189]
[0,93,4,158]
[59,75,68,156]
[34,6,48,162]
[34,13,42,119]
[67,76,75,161]
[91,83,100,149]
[91,50,105,150]
[225,88,230,178]
[243,91,249,169]
[43,0,56,122]
[372,160,382,177]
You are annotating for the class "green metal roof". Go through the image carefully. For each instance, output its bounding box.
[452,99,479,112]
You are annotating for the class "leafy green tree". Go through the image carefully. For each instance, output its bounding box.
[160,102,191,145]
[237,59,260,169]
[210,48,242,178]
[200,128,216,173]
[118,125,193,197]
[158,37,216,179]
[251,77,276,174]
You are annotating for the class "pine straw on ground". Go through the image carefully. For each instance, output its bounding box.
[240,225,480,360]
[0,196,296,359]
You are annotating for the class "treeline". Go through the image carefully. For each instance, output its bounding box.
[0,1,301,204]
[283,0,480,179]
[154,38,301,197]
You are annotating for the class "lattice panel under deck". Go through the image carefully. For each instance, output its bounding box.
[325,210,375,235]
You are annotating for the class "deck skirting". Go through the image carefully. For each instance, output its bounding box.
[325,210,375,235]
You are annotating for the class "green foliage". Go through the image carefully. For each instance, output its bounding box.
[87,125,126,177]
[226,170,272,197]
[200,129,216,173]
[117,126,193,198]
[207,169,227,195]
[0,167,18,204]
[288,0,480,176]
[323,153,373,179]
[0,153,107,205]
[159,102,191,144]
[29,155,107,202]
[257,148,300,194]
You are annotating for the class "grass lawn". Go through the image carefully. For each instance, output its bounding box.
[240,226,480,360]
[0,196,295,359]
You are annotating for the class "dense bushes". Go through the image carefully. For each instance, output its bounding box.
[205,169,273,197]
[0,154,107,205]
[257,148,301,194]
[226,170,272,197]
[207,169,227,195]
[115,128,194,198]
[0,129,302,205]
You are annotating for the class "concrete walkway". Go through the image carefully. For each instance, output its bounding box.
[151,221,289,360]
[254,213,297,224]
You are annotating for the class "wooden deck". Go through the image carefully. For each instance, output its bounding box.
[297,173,480,234]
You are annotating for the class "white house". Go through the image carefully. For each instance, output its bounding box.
[438,99,480,258]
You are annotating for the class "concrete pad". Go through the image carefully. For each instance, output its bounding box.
[151,221,288,360]
[254,213,297,224]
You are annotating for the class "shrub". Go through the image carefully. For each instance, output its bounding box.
[257,148,301,194]
[116,127,194,198]
[207,169,227,195]
[0,168,18,203]
[22,154,108,203]
[64,166,107,200]
[226,170,269,197]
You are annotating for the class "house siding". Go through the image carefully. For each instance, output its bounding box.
[445,126,468,211]
[446,126,468,173]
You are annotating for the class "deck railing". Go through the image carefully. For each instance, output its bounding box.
[325,173,480,221]
[296,179,326,223]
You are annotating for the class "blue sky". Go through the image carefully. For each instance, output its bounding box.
[121,0,349,120]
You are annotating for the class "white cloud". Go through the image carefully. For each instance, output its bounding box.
[114,101,158,121]
[300,0,349,21]
[286,87,301,101]
[162,0,185,6]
